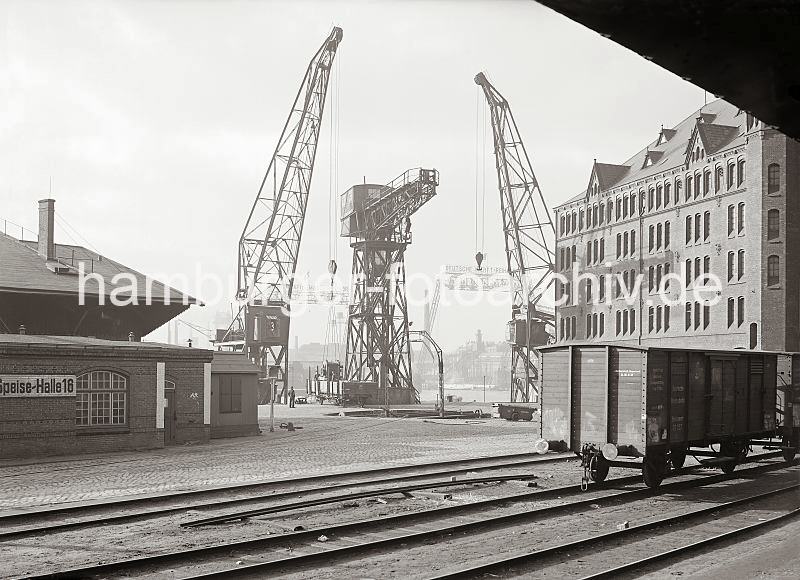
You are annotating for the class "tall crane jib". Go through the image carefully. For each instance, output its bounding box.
[474,72,556,404]
[341,168,439,406]
[221,27,343,404]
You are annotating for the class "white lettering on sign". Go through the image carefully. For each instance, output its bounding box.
[0,376,77,397]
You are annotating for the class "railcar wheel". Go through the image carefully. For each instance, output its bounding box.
[642,456,664,489]
[589,456,610,483]
[670,449,686,470]
[510,412,519,421]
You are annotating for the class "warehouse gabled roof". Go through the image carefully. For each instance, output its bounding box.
[0,233,200,305]
[557,98,747,210]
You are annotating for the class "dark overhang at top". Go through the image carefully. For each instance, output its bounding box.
[536,0,800,141]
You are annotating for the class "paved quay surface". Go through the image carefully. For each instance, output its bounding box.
[0,404,541,511]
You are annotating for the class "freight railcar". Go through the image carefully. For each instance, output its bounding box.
[538,345,799,488]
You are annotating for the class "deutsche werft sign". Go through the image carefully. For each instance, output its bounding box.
[0,376,77,397]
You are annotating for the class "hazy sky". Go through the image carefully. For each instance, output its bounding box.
[2,0,706,350]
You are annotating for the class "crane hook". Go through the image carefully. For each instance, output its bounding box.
[475,251,484,271]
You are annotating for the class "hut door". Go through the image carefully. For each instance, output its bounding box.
[709,358,736,437]
[164,384,177,445]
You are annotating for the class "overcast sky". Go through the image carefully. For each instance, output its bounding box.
[1,0,706,350]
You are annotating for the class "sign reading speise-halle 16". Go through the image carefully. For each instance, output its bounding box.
[0,376,77,397]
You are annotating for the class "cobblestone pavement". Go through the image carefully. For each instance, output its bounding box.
[0,404,541,511]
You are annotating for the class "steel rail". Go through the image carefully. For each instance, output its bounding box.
[28,456,791,580]
[0,454,574,541]
[579,506,800,579]
[0,450,566,521]
[0,450,563,520]
[430,483,800,579]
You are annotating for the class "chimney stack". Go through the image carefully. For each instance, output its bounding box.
[38,199,55,260]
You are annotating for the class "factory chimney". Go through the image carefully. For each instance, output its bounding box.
[38,198,55,260]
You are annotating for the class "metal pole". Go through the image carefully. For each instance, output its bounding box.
[484,375,486,403]
[439,357,445,419]
[382,358,390,418]
[269,378,276,432]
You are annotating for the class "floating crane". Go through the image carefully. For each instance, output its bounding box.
[219,28,343,402]
[475,72,556,403]
[341,168,439,405]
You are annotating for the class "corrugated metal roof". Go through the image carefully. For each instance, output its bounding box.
[0,233,200,305]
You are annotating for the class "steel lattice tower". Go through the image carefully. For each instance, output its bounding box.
[475,72,556,403]
[341,169,439,405]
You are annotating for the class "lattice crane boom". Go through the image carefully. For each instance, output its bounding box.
[238,27,343,306]
[475,72,555,403]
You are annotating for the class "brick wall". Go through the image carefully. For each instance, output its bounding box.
[0,345,212,458]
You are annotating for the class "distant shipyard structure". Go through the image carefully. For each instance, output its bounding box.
[554,99,799,352]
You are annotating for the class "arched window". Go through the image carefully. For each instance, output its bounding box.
[694,173,701,198]
[715,166,723,192]
[664,182,671,205]
[768,163,781,193]
[767,255,780,286]
[675,179,682,201]
[767,209,780,240]
[737,158,746,186]
[686,175,693,200]
[560,215,566,236]
[76,371,128,427]
[727,162,735,189]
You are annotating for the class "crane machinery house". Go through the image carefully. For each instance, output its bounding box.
[0,199,217,458]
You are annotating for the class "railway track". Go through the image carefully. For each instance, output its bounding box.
[20,454,794,580]
[0,452,574,541]
[434,482,800,579]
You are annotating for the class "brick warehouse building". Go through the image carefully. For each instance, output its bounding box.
[554,99,799,352]
[0,335,213,458]
[0,200,252,458]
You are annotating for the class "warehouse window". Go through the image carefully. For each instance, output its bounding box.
[703,303,710,329]
[694,173,701,198]
[76,371,127,427]
[586,314,592,338]
[694,302,701,330]
[664,305,671,331]
[616,233,622,258]
[686,215,692,244]
[704,211,710,241]
[559,215,566,236]
[656,223,663,250]
[630,230,636,254]
[767,255,780,286]
[727,162,735,189]
[727,205,735,236]
[571,317,577,339]
[715,166,723,192]
[648,225,654,252]
[615,310,621,335]
[686,175,693,200]
[737,158,745,186]
[685,259,692,287]
[728,298,735,327]
[675,179,682,201]
[630,308,636,333]
[737,250,744,281]
[631,193,638,216]
[607,201,613,223]
[737,203,745,234]
[648,307,654,333]
[599,275,606,303]
[599,202,605,225]
[219,376,243,414]
[694,213,701,242]
[727,252,734,282]
[685,302,692,330]
[664,221,671,249]
[623,309,630,334]
[624,231,630,256]
[737,296,745,326]
[703,170,711,195]
[665,182,671,205]
[599,238,605,261]
[767,210,780,240]
[767,163,781,193]
[704,255,711,277]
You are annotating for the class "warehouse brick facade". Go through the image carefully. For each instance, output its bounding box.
[553,99,799,352]
[0,335,213,458]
